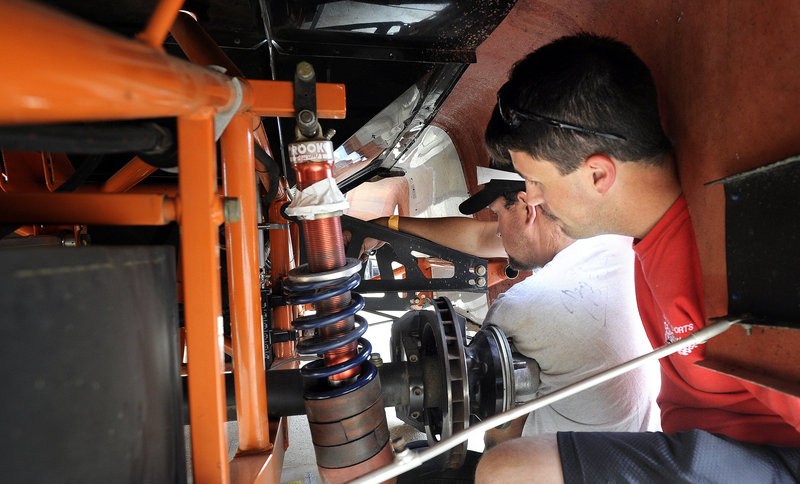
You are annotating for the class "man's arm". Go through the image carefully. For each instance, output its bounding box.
[370,216,506,259]
[476,434,564,484]
[484,415,527,449]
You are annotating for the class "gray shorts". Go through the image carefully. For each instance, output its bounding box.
[557,429,800,484]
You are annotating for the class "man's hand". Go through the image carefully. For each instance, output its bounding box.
[342,229,386,262]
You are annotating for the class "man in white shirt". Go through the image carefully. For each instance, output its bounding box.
[363,165,660,444]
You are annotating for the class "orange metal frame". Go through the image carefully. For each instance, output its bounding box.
[0,1,346,483]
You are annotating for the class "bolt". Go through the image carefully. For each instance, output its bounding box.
[410,411,420,419]
[475,276,487,287]
[296,61,315,81]
[412,386,422,396]
[409,354,418,363]
[59,230,76,247]
[369,353,383,367]
[223,198,241,222]
[475,265,487,276]
[505,265,519,279]
[298,109,316,126]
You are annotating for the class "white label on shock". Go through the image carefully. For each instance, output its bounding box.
[289,140,333,164]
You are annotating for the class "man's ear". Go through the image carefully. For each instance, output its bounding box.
[584,154,616,194]
[517,191,537,226]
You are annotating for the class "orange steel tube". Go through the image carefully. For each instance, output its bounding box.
[222,114,269,452]
[0,0,234,124]
[178,112,229,484]
[0,0,347,125]
[169,11,275,188]
[136,0,185,49]
[0,192,175,225]
[248,80,347,119]
[80,184,179,197]
[100,157,158,193]
[171,10,246,78]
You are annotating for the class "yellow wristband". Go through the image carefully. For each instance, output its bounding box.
[388,215,400,231]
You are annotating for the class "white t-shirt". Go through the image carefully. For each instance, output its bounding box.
[485,235,661,434]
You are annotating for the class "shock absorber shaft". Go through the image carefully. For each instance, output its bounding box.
[281,61,394,481]
[283,77,393,479]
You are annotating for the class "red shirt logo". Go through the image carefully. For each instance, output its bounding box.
[663,319,697,355]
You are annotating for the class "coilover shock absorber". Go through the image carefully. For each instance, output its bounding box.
[283,62,393,482]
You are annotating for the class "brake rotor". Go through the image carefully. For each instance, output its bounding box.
[421,297,470,469]
[465,324,515,428]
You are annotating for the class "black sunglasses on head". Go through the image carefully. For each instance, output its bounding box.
[496,92,627,141]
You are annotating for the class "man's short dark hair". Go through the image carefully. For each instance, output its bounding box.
[486,33,672,175]
[501,190,519,208]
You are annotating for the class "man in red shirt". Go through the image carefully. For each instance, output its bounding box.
[475,33,800,483]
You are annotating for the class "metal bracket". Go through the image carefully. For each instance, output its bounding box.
[214,76,243,140]
[341,215,488,311]
[293,61,319,139]
[258,222,290,230]
[268,329,299,344]
[266,288,288,308]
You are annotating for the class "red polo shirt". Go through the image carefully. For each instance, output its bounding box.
[633,194,800,445]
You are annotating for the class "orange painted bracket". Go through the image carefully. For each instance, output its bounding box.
[1,152,55,193]
[230,418,286,484]
[487,260,515,287]
[100,157,158,193]
[246,80,346,119]
[42,153,75,191]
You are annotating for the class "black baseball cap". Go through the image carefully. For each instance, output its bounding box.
[458,166,526,215]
